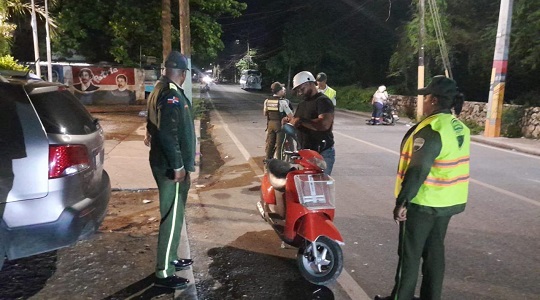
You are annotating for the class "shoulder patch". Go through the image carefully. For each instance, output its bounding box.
[169,83,178,90]
[451,118,464,135]
[413,137,425,152]
[167,95,180,105]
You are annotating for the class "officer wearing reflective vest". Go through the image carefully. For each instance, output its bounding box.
[263,82,293,162]
[375,76,470,300]
[144,51,195,289]
[316,72,337,106]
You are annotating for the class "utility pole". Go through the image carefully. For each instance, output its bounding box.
[485,0,514,137]
[247,40,250,69]
[30,0,40,78]
[161,0,172,64]
[416,0,426,121]
[44,0,52,82]
[179,0,192,102]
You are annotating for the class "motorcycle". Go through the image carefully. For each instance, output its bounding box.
[200,75,212,93]
[258,124,344,285]
[200,83,210,93]
[367,103,400,125]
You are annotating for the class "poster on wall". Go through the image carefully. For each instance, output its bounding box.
[71,67,136,105]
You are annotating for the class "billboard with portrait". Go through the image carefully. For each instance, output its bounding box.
[71,67,137,105]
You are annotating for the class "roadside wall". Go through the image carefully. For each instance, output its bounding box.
[43,64,147,105]
[388,95,540,138]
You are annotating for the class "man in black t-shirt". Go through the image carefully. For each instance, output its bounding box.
[283,71,335,175]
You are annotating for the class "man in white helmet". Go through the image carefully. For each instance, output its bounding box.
[284,71,335,175]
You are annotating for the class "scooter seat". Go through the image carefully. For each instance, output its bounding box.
[267,159,296,190]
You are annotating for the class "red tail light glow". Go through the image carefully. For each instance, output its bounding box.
[49,145,90,179]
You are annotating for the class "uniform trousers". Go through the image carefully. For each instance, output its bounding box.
[265,120,283,160]
[391,207,451,300]
[151,166,191,278]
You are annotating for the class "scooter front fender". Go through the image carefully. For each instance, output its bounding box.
[296,213,344,244]
[260,174,276,205]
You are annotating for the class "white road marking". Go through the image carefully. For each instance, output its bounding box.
[336,131,540,207]
[210,91,538,299]
[470,179,540,207]
[209,97,369,299]
[473,141,540,159]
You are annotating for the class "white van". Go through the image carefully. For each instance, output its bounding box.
[239,69,262,90]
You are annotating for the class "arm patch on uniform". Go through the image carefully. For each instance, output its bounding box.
[413,137,425,152]
[167,96,179,104]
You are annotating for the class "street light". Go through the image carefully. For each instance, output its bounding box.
[235,39,251,69]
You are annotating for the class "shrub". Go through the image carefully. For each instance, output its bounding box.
[335,85,395,112]
[501,106,525,138]
[0,55,28,71]
[461,119,484,135]
[191,97,206,119]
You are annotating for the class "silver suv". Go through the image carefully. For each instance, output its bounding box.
[0,71,110,269]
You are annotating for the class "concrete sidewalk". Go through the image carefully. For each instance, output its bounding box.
[103,118,200,300]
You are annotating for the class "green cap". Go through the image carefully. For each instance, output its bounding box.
[164,51,189,70]
[418,75,457,100]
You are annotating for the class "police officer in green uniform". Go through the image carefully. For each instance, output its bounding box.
[145,51,196,289]
[375,76,470,300]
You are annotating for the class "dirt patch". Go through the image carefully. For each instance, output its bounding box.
[100,190,161,235]
[196,100,225,188]
[0,189,175,300]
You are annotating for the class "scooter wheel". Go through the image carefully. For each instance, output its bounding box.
[297,236,343,285]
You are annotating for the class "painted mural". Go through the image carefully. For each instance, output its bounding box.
[71,67,137,105]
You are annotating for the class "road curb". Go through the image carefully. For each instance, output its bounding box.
[175,119,201,300]
[470,136,540,157]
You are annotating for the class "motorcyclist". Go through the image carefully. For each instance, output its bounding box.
[284,71,335,175]
[370,85,388,125]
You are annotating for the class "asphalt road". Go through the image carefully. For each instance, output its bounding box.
[196,83,540,300]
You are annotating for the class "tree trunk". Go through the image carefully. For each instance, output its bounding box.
[161,0,172,64]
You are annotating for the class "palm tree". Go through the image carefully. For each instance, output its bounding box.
[0,0,56,56]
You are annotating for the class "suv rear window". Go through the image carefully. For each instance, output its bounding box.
[30,90,97,135]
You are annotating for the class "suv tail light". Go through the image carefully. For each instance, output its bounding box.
[49,145,90,179]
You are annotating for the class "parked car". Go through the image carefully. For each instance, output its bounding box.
[0,70,110,270]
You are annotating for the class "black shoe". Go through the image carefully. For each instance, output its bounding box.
[154,275,189,289]
[172,258,193,270]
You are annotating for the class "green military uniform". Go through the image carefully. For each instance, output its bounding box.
[390,111,470,300]
[146,76,195,279]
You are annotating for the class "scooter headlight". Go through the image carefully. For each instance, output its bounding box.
[305,156,327,171]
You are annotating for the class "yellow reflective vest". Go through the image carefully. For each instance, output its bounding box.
[322,87,336,106]
[395,113,470,207]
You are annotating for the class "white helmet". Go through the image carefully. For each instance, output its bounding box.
[292,71,316,90]
[378,85,386,92]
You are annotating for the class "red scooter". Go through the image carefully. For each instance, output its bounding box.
[257,124,344,285]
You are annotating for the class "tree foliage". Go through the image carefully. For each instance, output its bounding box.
[0,0,56,56]
[388,0,539,102]
[256,0,539,103]
[50,0,245,66]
